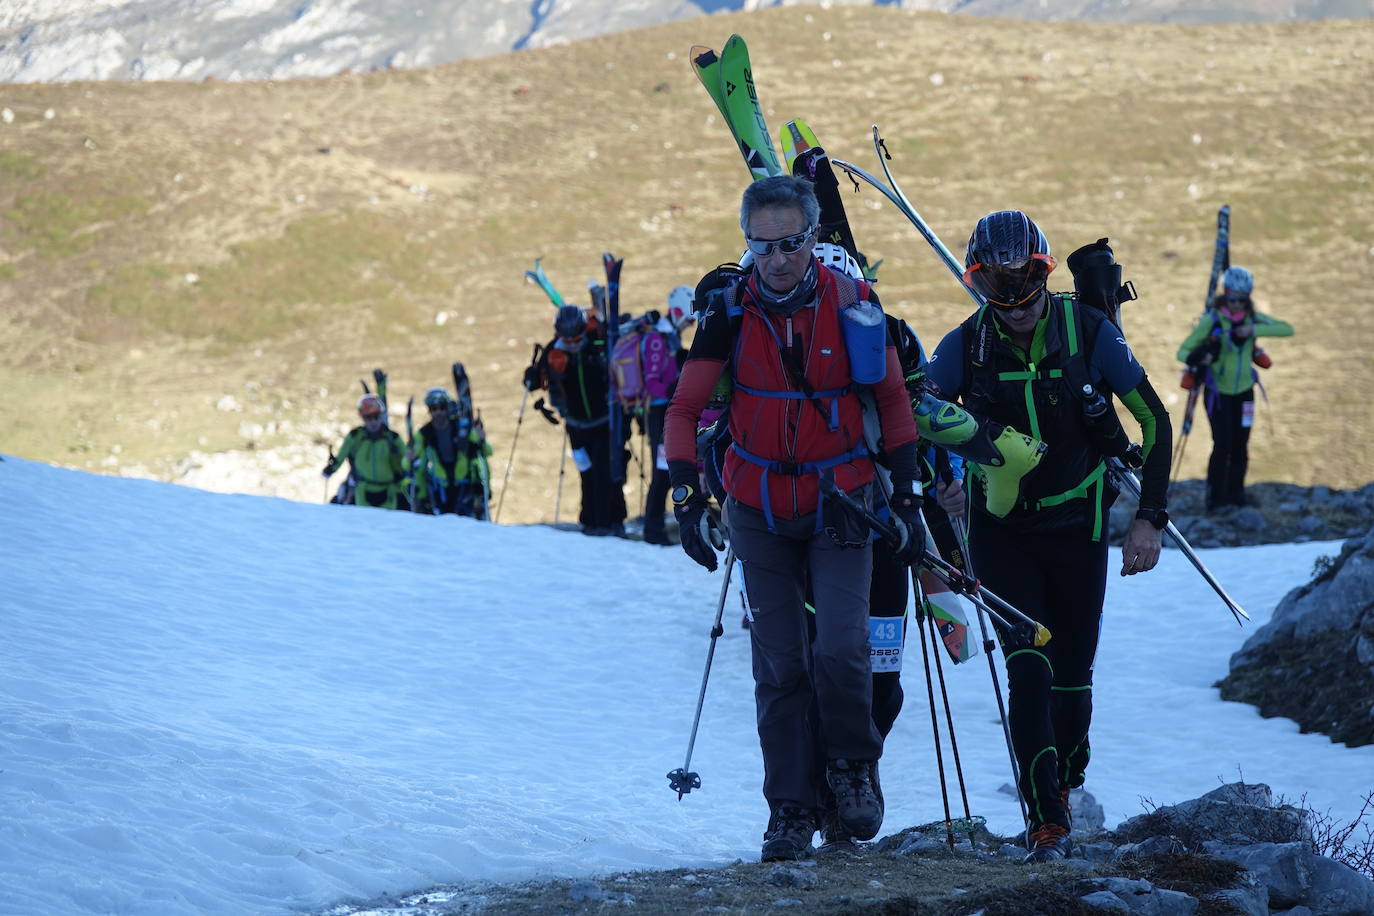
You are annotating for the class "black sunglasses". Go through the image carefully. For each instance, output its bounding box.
[744,226,816,258]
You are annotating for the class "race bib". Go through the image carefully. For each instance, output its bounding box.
[572,448,593,472]
[870,616,904,673]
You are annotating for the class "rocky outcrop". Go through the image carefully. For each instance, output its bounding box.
[1110,481,1374,548]
[1218,526,1374,747]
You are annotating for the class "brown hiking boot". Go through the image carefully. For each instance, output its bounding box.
[826,759,883,841]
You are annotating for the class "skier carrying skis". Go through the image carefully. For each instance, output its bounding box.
[664,175,926,862]
[526,304,628,536]
[411,387,493,518]
[1175,265,1292,511]
[639,288,696,545]
[926,210,1172,862]
[323,393,411,510]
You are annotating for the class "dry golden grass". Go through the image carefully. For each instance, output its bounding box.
[1,7,1371,522]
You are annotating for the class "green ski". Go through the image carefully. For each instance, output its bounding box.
[524,258,566,307]
[691,35,782,181]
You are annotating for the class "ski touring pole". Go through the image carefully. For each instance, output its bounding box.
[1108,459,1249,624]
[554,426,569,525]
[667,546,737,799]
[818,478,1049,646]
[495,387,531,524]
[910,566,957,848]
[920,579,974,848]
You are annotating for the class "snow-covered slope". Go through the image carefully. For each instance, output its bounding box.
[4,0,1367,83]
[2,453,1372,914]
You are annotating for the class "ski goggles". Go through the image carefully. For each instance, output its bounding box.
[963,253,1057,308]
[744,225,816,258]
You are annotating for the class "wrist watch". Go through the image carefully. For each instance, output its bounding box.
[1135,508,1169,530]
[671,484,696,506]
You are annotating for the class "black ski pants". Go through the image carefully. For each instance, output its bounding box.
[728,497,881,813]
[1205,389,1255,509]
[642,403,671,541]
[567,424,626,531]
[968,516,1107,831]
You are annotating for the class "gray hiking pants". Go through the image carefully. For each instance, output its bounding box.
[727,497,881,811]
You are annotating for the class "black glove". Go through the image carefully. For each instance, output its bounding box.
[522,364,542,391]
[672,482,724,572]
[889,489,926,568]
[1186,337,1220,368]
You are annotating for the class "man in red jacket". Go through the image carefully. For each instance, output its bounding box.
[664,175,925,861]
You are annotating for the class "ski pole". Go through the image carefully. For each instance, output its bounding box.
[818,478,1049,645]
[554,427,569,524]
[1170,385,1200,487]
[491,347,538,527]
[1108,459,1249,624]
[494,386,530,524]
[667,546,737,800]
[922,581,974,847]
[910,566,956,848]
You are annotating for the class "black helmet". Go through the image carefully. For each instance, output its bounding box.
[963,210,1057,308]
[554,305,587,339]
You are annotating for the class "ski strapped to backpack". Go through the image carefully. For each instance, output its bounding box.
[690,35,783,182]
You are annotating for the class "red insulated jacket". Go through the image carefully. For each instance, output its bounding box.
[664,264,918,520]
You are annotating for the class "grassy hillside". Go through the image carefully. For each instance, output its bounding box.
[2,6,1371,522]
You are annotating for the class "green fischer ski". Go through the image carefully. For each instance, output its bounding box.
[691,35,782,181]
[524,258,566,307]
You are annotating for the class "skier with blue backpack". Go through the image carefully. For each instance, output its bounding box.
[665,175,927,862]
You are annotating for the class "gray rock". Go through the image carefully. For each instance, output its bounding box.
[1273,907,1314,916]
[998,843,1024,859]
[1201,782,1273,807]
[1078,841,1120,863]
[1116,835,1188,858]
[1307,853,1374,914]
[1150,888,1201,915]
[1295,555,1374,639]
[1311,486,1332,504]
[1202,841,1313,908]
[770,898,805,907]
[1118,788,1309,846]
[568,880,605,902]
[1081,890,1131,912]
[1233,507,1266,531]
[1072,787,1107,833]
[764,866,818,889]
[1209,874,1269,916]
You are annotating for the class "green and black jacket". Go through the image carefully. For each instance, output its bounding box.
[926,292,1171,540]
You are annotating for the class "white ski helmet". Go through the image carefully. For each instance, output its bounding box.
[666,285,695,329]
[811,242,864,281]
[1222,265,1254,295]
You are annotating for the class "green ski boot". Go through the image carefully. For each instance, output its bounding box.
[913,392,1047,517]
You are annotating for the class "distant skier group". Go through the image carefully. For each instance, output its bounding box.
[323,367,493,519]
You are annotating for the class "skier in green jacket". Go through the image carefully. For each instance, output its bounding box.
[411,387,493,518]
[1176,266,1293,510]
[323,393,410,510]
